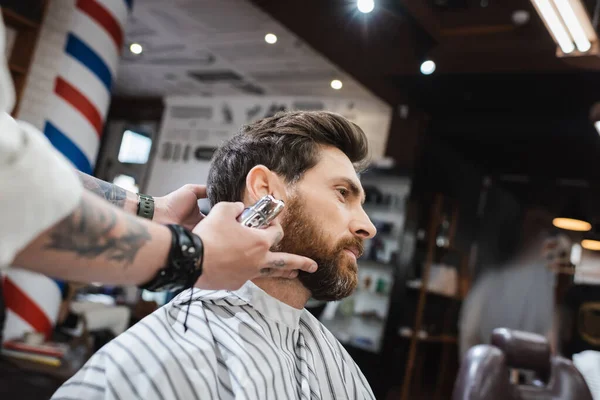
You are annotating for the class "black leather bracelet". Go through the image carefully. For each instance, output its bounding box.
[138,225,204,292]
[137,193,155,220]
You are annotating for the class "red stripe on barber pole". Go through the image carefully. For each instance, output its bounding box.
[3,277,53,340]
[55,76,103,138]
[76,0,124,51]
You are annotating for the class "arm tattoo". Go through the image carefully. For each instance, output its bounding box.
[78,172,127,208]
[46,198,151,266]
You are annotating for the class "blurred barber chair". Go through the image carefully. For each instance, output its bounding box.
[453,328,592,400]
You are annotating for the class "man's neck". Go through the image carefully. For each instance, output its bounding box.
[251,277,311,310]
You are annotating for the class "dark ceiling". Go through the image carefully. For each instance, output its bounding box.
[252,0,600,220]
[396,71,600,180]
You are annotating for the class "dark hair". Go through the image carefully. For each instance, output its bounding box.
[207,110,369,205]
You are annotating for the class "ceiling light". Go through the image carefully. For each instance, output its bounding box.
[582,239,600,251]
[357,0,375,13]
[530,0,597,56]
[533,0,574,53]
[331,79,343,90]
[129,43,143,55]
[553,217,592,231]
[553,0,591,52]
[512,10,531,26]
[265,33,277,44]
[420,60,436,75]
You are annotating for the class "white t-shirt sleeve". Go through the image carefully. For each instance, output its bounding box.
[0,112,83,267]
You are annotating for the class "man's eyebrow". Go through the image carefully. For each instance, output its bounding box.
[336,177,366,204]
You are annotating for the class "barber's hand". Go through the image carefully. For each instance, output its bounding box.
[153,184,206,230]
[192,202,318,290]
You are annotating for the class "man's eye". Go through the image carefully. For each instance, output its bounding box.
[337,188,348,197]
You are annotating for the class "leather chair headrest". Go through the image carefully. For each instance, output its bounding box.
[453,328,594,400]
[491,328,551,381]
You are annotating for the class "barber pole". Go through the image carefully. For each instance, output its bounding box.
[44,0,131,174]
[2,269,62,341]
[1,0,131,342]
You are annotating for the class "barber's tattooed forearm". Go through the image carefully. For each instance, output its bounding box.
[46,198,151,265]
[78,172,127,208]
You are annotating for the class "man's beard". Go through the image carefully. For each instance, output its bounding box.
[272,194,363,301]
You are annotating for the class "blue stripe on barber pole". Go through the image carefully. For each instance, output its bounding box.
[44,121,93,174]
[65,33,113,92]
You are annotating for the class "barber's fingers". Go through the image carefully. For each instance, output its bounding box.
[182,184,207,199]
[255,222,285,247]
[261,252,317,275]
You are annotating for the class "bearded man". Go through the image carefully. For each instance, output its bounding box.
[52,110,377,400]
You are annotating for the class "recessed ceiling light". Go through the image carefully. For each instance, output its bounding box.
[265,33,278,44]
[331,79,343,90]
[420,60,436,75]
[130,43,143,55]
[512,10,531,26]
[357,0,375,13]
[553,217,592,232]
[582,239,600,251]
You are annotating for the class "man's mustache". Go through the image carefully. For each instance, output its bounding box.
[336,237,364,259]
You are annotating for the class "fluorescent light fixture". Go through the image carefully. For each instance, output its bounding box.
[582,239,600,251]
[531,0,598,56]
[534,0,575,53]
[553,217,592,231]
[554,0,591,51]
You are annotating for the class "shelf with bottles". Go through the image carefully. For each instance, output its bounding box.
[397,193,468,400]
[320,302,387,354]
[362,231,400,267]
[361,173,410,214]
[405,252,469,300]
[324,313,385,353]
[319,266,393,354]
[357,267,394,296]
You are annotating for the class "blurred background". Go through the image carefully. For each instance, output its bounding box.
[4,0,600,398]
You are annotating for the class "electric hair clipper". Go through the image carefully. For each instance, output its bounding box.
[238,195,285,229]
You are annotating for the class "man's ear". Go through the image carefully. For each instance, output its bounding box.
[245,165,287,204]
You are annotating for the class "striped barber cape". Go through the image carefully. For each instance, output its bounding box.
[51,281,376,400]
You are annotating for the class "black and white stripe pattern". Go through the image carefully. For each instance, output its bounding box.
[52,282,376,400]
